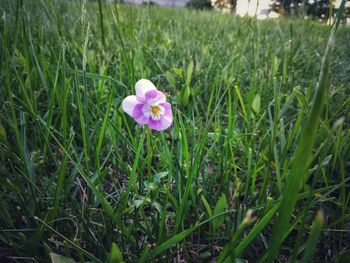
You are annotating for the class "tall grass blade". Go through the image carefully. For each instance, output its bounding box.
[267,1,346,261]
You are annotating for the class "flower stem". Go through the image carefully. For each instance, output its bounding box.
[146,126,153,181]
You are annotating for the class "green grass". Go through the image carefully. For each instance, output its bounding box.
[0,0,350,262]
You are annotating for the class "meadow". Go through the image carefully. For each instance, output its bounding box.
[0,0,350,262]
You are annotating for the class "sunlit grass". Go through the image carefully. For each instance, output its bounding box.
[0,1,349,262]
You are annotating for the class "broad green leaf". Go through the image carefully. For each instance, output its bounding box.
[165,71,177,89]
[173,67,183,77]
[252,94,261,114]
[212,195,227,232]
[109,243,123,263]
[181,85,191,105]
[153,171,169,183]
[201,195,212,217]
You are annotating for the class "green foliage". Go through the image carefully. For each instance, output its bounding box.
[267,3,346,259]
[301,211,324,263]
[0,0,349,262]
[271,0,350,21]
[187,0,212,10]
[212,194,228,232]
[108,243,124,263]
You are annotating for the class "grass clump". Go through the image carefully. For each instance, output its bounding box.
[0,0,349,262]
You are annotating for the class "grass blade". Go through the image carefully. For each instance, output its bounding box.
[301,210,324,263]
[267,2,346,260]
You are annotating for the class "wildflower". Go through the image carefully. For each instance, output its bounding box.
[122,79,173,131]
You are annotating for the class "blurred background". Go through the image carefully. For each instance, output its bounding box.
[106,0,350,23]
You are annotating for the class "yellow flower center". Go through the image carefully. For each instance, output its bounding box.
[151,105,161,117]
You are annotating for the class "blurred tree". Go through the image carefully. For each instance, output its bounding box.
[271,0,338,18]
[271,0,301,14]
[187,0,213,9]
[211,0,237,11]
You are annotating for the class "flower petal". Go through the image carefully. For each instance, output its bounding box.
[148,102,173,131]
[132,104,148,125]
[135,79,157,101]
[122,95,139,116]
[148,117,171,131]
[145,90,166,104]
[148,118,163,131]
[160,102,173,124]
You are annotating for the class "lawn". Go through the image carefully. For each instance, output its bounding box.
[0,1,349,262]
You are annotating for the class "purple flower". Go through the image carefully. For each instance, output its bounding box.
[122,79,173,131]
